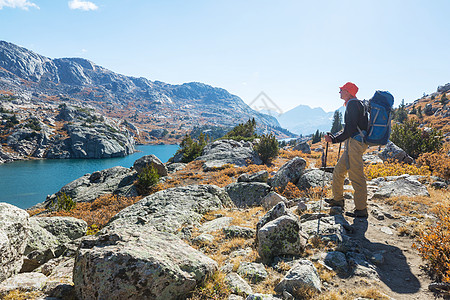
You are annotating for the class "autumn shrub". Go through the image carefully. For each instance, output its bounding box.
[51,192,76,212]
[417,151,450,180]
[364,161,430,180]
[255,133,279,164]
[390,118,443,158]
[413,206,450,283]
[275,182,303,199]
[135,164,160,195]
[45,194,141,229]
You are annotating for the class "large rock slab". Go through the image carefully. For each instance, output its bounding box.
[372,176,430,199]
[105,185,233,234]
[196,139,262,171]
[0,203,29,282]
[73,229,218,300]
[47,123,135,159]
[379,141,413,164]
[133,154,168,177]
[293,141,311,154]
[237,170,269,183]
[44,166,137,205]
[26,216,87,254]
[296,169,332,190]
[225,182,271,207]
[269,157,307,189]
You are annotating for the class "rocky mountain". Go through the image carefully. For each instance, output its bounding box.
[277,105,345,136]
[0,41,280,138]
[0,99,135,163]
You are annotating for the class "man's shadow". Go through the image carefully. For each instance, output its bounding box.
[341,217,421,294]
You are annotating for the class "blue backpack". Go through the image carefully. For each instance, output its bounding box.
[357,91,394,146]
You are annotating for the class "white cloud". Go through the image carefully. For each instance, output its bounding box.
[68,0,98,11]
[0,0,39,10]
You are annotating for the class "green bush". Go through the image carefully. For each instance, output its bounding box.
[173,133,207,163]
[135,164,160,194]
[223,118,258,141]
[51,192,76,211]
[255,133,279,164]
[25,119,41,131]
[390,119,443,158]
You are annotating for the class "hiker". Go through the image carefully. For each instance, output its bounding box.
[324,82,369,218]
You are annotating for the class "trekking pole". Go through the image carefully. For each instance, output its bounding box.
[317,140,329,236]
[337,142,342,162]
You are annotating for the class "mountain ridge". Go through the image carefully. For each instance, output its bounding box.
[0,40,283,135]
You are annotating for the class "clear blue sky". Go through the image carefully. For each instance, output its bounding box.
[1,0,449,113]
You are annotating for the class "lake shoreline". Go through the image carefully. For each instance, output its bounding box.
[0,144,179,209]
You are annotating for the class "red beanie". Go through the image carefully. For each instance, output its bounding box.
[340,82,358,97]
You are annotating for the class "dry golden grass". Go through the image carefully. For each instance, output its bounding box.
[37,194,142,229]
[316,288,390,300]
[364,161,430,180]
[314,262,336,283]
[375,188,450,217]
[252,266,283,295]
[2,290,43,300]
[186,271,231,300]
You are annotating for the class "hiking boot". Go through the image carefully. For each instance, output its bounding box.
[345,208,368,218]
[324,198,344,208]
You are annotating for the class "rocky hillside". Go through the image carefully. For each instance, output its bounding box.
[0,96,135,163]
[1,138,448,299]
[403,83,450,134]
[0,41,289,144]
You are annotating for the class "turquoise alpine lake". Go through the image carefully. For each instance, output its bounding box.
[0,144,179,209]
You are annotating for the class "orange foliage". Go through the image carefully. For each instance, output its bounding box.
[279,149,307,160]
[413,206,450,282]
[418,151,450,180]
[41,194,142,229]
[274,182,303,200]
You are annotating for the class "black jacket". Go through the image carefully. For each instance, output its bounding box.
[331,99,368,143]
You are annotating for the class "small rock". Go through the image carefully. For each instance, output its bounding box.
[380,226,394,235]
[199,217,233,233]
[371,208,385,220]
[224,226,255,239]
[192,233,215,245]
[275,259,322,294]
[0,272,47,294]
[261,191,287,210]
[225,273,253,296]
[324,251,348,274]
[237,262,268,283]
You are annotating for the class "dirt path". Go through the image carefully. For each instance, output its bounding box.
[335,202,435,300]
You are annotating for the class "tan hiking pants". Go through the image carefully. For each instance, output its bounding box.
[332,138,368,210]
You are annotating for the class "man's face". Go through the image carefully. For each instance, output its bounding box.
[339,89,351,100]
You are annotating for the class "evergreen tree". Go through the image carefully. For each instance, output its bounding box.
[330,110,343,134]
[394,99,408,123]
[417,106,423,119]
[441,93,448,105]
[312,129,321,144]
[410,105,417,115]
